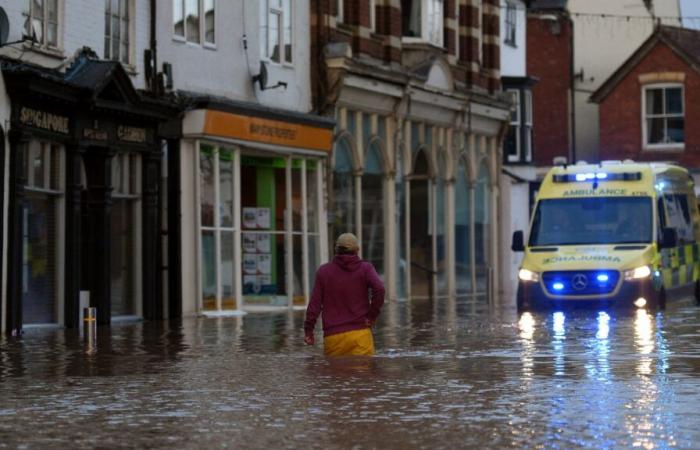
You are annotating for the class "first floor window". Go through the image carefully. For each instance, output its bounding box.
[105,0,130,64]
[505,88,532,163]
[173,0,215,45]
[24,0,59,47]
[504,2,517,46]
[644,84,684,148]
[401,0,443,47]
[260,0,292,63]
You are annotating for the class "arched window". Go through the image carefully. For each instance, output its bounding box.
[362,141,384,274]
[332,137,356,235]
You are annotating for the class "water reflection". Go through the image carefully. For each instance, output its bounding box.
[0,299,699,448]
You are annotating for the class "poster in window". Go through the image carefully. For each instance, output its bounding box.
[243,253,258,274]
[256,207,271,229]
[242,233,257,253]
[257,253,272,274]
[256,234,271,253]
[243,275,259,295]
[243,207,257,229]
[258,275,275,294]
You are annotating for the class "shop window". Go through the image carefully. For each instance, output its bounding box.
[395,144,407,299]
[104,0,131,64]
[260,0,292,64]
[332,138,356,235]
[362,142,384,275]
[22,141,63,324]
[199,144,237,310]
[454,156,472,294]
[504,2,517,47]
[24,0,60,48]
[475,158,490,294]
[173,0,216,45]
[401,0,444,47]
[111,152,140,317]
[436,152,448,296]
[643,84,684,149]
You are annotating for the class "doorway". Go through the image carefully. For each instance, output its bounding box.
[410,149,433,298]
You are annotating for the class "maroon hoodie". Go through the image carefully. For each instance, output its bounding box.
[304,254,385,337]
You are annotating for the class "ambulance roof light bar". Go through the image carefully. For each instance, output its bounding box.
[552,172,642,183]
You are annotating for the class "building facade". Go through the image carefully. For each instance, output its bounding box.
[311,0,511,302]
[157,0,334,316]
[0,1,175,334]
[592,26,700,188]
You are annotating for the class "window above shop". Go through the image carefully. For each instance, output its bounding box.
[401,0,444,47]
[173,0,216,46]
[504,2,517,47]
[23,0,60,49]
[260,0,293,64]
[104,0,132,65]
[642,84,684,150]
[504,87,532,164]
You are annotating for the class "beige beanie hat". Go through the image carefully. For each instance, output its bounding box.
[335,233,359,252]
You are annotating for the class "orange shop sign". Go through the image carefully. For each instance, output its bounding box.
[203,110,333,152]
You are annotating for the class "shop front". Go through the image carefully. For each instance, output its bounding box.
[2,54,174,334]
[179,100,334,314]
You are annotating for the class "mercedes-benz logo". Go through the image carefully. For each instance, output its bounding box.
[572,274,588,290]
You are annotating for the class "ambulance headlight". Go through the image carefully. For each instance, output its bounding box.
[518,269,540,283]
[624,265,652,281]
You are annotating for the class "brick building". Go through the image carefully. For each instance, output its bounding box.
[591,26,700,185]
[311,0,511,301]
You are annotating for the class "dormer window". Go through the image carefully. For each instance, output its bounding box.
[401,0,444,47]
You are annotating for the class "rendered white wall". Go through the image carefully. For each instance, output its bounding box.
[156,0,312,112]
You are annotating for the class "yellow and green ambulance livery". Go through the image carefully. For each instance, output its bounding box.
[512,161,700,310]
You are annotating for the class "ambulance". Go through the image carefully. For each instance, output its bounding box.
[512,161,700,311]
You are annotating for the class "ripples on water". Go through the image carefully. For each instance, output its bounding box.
[1,298,700,449]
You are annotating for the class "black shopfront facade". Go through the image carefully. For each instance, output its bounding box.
[2,56,177,334]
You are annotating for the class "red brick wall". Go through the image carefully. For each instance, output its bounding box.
[527,14,572,166]
[599,42,700,166]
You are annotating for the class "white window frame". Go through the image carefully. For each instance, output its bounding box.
[507,89,521,162]
[454,0,460,58]
[478,0,483,64]
[23,0,61,49]
[370,0,376,32]
[642,83,685,151]
[173,0,216,47]
[104,0,134,65]
[524,89,532,161]
[504,2,517,47]
[337,0,344,23]
[402,0,444,47]
[261,0,293,65]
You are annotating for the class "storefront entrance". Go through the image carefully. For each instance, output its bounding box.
[410,150,433,298]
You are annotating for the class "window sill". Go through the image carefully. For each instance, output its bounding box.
[261,57,294,70]
[401,37,445,51]
[23,42,64,59]
[642,144,685,152]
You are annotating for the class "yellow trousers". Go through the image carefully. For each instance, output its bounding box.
[323,328,375,357]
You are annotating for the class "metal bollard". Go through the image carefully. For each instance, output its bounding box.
[83,307,97,353]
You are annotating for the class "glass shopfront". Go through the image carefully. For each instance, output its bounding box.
[197,142,323,311]
[22,140,63,325]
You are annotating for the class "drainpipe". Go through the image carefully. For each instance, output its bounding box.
[568,12,576,163]
[150,0,158,94]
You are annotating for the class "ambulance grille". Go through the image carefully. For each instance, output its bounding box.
[542,270,620,296]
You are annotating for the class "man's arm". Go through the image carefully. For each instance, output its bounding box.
[365,264,385,323]
[304,270,323,342]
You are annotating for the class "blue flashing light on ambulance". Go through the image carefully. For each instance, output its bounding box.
[512,160,700,311]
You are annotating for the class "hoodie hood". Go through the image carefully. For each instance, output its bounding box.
[333,254,363,272]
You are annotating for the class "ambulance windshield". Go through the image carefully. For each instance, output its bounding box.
[529,196,653,246]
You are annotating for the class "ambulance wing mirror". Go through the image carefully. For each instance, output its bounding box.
[660,227,678,249]
[512,231,525,252]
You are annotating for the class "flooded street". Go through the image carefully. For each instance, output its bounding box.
[2,298,700,449]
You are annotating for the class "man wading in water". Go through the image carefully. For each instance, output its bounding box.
[304,233,385,356]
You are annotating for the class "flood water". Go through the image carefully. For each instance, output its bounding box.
[2,297,700,449]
